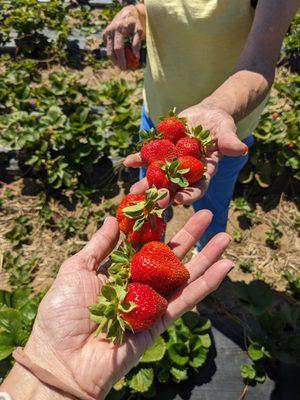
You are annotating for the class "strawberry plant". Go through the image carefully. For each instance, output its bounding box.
[265,222,283,249]
[4,215,32,248]
[2,252,40,287]
[0,287,44,382]
[0,0,70,59]
[107,312,212,399]
[284,272,300,300]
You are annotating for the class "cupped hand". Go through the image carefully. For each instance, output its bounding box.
[103,5,144,70]
[24,212,233,399]
[124,103,248,205]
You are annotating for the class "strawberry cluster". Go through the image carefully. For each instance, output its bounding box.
[140,109,213,195]
[89,108,212,344]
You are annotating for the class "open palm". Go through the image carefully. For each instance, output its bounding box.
[24,212,233,400]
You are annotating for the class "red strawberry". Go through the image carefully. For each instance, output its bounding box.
[117,194,145,234]
[122,283,167,332]
[130,241,190,297]
[141,139,177,165]
[176,126,213,159]
[127,216,166,245]
[157,108,187,144]
[125,46,139,70]
[89,282,167,343]
[146,160,174,192]
[176,137,202,158]
[116,188,167,245]
[178,156,205,185]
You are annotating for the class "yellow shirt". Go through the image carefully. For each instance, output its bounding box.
[143,0,268,140]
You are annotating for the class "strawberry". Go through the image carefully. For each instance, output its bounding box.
[122,283,167,332]
[116,188,167,245]
[117,194,145,234]
[176,126,213,158]
[178,156,205,185]
[125,45,139,70]
[89,282,167,343]
[157,108,187,144]
[130,241,190,297]
[139,128,177,165]
[147,157,205,192]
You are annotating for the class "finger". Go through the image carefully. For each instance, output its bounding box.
[163,259,234,326]
[217,119,248,157]
[186,232,231,282]
[132,25,142,59]
[168,210,213,259]
[114,30,126,70]
[104,30,116,64]
[64,217,120,272]
[130,177,149,194]
[124,152,144,168]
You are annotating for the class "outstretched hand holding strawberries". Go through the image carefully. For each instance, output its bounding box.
[125,104,248,205]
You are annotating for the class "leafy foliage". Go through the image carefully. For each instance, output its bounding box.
[284,272,300,300]
[4,215,32,248]
[0,63,141,190]
[0,287,44,382]
[2,252,40,287]
[107,312,212,399]
[265,222,283,249]
[239,71,300,187]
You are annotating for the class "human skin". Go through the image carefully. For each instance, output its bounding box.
[1,211,233,400]
[104,0,299,205]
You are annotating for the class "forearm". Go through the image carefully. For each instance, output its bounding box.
[1,364,73,400]
[202,0,298,122]
[202,69,272,122]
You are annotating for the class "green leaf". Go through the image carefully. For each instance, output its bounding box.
[170,367,188,381]
[189,347,208,368]
[127,367,154,393]
[248,343,265,361]
[101,285,117,301]
[241,364,256,380]
[0,332,14,361]
[182,311,200,330]
[157,369,170,383]
[168,343,189,366]
[140,336,166,363]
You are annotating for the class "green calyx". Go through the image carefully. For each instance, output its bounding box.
[190,125,213,147]
[108,241,135,285]
[89,283,136,344]
[122,188,167,232]
[137,127,161,149]
[160,107,187,125]
[161,158,190,188]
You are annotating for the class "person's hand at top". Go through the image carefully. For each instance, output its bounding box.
[1,212,233,400]
[103,3,146,70]
[124,102,248,206]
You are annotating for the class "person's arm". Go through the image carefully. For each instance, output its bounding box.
[1,364,73,400]
[201,0,299,122]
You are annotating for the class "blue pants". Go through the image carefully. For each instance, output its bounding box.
[139,106,254,250]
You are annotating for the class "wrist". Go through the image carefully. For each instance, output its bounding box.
[1,363,73,400]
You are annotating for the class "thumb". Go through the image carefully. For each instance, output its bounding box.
[217,119,248,157]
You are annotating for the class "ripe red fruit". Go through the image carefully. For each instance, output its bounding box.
[146,160,174,192]
[117,194,145,234]
[141,139,177,165]
[157,108,187,144]
[122,283,167,332]
[147,157,205,192]
[116,188,167,245]
[131,241,190,297]
[178,156,205,185]
[89,282,167,343]
[176,136,202,158]
[125,46,139,70]
[176,125,213,159]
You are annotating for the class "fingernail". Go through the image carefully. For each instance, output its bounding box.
[174,195,183,205]
[243,145,249,155]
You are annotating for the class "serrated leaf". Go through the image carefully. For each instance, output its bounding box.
[182,311,200,330]
[157,368,170,383]
[170,367,188,381]
[247,343,265,361]
[168,343,189,366]
[140,336,166,363]
[127,367,154,393]
[0,332,14,361]
[241,364,256,380]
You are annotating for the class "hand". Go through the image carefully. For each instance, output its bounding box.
[103,5,144,70]
[124,103,248,205]
[19,211,233,399]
